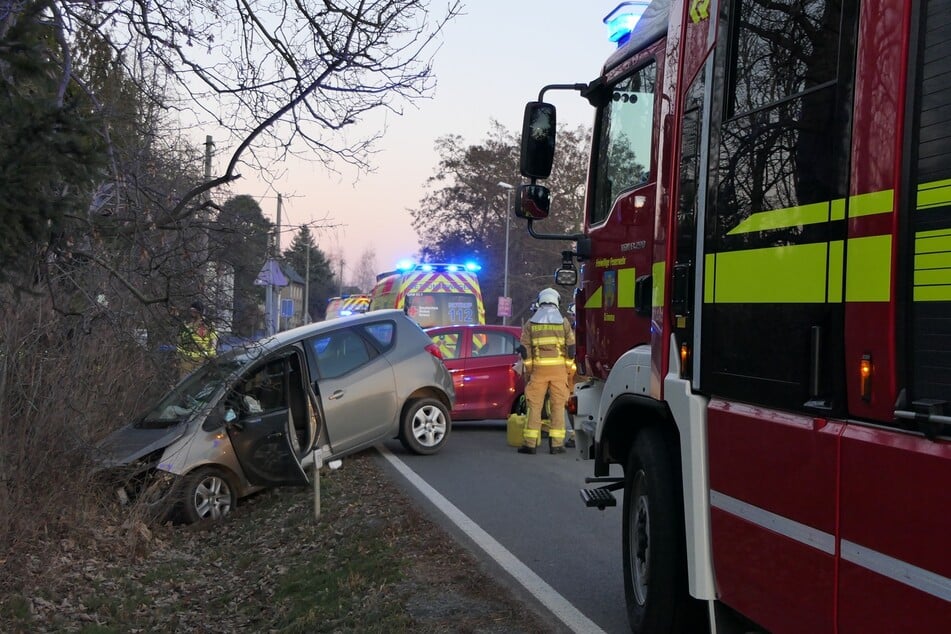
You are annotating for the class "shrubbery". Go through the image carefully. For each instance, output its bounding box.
[0,293,173,574]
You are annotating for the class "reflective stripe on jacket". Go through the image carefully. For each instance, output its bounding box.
[178,322,218,362]
[520,318,574,367]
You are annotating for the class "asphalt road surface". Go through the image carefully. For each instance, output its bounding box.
[375,419,630,634]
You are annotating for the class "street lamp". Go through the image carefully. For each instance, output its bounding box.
[497,181,514,325]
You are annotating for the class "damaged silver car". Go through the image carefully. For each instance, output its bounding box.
[97,310,455,523]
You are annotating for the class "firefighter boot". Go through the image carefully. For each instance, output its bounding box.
[518,445,537,455]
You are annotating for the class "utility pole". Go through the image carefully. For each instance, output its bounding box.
[498,182,514,325]
[304,240,311,324]
[266,194,283,335]
[274,193,283,256]
[338,256,344,295]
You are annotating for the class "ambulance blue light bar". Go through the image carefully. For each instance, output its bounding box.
[604,1,650,47]
[393,261,482,274]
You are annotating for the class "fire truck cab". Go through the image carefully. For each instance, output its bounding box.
[515,0,951,632]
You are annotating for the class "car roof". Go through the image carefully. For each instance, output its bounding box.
[246,309,408,353]
[425,324,521,335]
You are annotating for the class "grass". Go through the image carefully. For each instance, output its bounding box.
[0,451,552,633]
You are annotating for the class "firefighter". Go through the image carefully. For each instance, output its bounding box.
[518,287,575,454]
[177,301,218,378]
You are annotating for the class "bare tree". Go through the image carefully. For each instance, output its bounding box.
[352,247,378,293]
[0,0,461,567]
[2,0,460,306]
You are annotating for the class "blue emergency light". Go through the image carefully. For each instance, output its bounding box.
[393,260,482,273]
[604,1,650,47]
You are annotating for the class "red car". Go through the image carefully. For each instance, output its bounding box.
[426,325,524,420]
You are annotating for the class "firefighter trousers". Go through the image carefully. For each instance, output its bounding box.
[523,364,570,448]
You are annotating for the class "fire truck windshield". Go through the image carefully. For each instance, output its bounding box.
[591,65,656,224]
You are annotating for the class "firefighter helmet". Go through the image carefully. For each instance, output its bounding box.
[538,287,560,306]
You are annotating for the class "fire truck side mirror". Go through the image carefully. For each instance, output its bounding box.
[516,184,551,219]
[554,267,578,287]
[520,101,557,179]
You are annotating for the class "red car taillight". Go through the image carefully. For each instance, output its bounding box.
[425,343,444,360]
[567,395,578,415]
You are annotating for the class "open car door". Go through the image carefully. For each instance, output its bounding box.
[226,349,317,487]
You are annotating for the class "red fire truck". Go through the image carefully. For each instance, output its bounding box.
[514,1,951,632]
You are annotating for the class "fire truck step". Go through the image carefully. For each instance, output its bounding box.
[580,487,617,509]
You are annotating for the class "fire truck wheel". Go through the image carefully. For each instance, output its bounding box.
[622,427,693,633]
[399,398,451,455]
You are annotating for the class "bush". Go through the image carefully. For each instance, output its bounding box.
[0,292,170,575]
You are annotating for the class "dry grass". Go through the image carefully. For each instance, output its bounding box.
[0,453,556,632]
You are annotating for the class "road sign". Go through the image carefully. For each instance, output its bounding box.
[497,296,512,318]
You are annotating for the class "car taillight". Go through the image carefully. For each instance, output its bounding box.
[425,343,444,360]
[567,395,578,415]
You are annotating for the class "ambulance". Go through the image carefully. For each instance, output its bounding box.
[324,294,370,320]
[368,261,485,328]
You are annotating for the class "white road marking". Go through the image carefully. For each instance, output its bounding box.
[377,445,607,634]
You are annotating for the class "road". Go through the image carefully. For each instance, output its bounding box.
[374,420,630,634]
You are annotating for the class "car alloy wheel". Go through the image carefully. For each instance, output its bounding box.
[399,397,451,455]
[179,467,236,523]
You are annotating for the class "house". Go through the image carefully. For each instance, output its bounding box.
[279,265,308,330]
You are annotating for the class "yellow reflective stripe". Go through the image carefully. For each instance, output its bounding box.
[705,238,889,303]
[653,261,665,306]
[707,243,831,303]
[704,254,715,303]
[915,286,951,301]
[532,337,562,345]
[915,269,951,285]
[535,357,567,366]
[850,189,894,217]
[916,227,951,244]
[726,191,894,236]
[727,200,834,235]
[914,229,951,300]
[618,267,636,308]
[523,429,540,439]
[828,240,844,302]
[916,251,951,269]
[550,429,567,439]
[845,235,891,302]
[917,178,951,210]
[586,286,603,309]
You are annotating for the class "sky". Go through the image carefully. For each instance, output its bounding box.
[236,2,618,287]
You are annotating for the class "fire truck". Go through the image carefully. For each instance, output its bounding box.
[513,0,951,632]
[324,294,371,320]
[368,261,486,327]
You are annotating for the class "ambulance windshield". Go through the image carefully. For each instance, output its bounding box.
[405,293,478,327]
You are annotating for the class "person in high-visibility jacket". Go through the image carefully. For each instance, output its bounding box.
[518,287,575,454]
[177,301,218,378]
